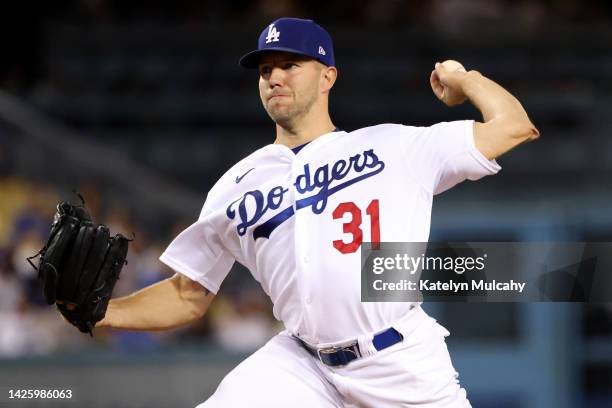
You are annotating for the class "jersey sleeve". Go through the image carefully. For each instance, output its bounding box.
[400,120,501,194]
[159,200,235,295]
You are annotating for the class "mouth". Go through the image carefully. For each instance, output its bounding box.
[269,94,290,101]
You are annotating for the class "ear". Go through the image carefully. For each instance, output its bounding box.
[320,66,337,93]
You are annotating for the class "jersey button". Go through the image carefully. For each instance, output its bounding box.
[303,255,311,263]
[305,297,312,304]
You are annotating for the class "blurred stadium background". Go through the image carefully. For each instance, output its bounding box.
[0,0,611,407]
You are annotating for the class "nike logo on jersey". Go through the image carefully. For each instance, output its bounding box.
[226,149,385,239]
[235,168,255,184]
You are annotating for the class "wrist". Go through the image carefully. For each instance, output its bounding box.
[96,300,118,328]
[460,70,484,100]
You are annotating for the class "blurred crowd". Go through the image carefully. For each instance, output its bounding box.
[0,174,280,358]
[2,0,612,93]
[4,0,611,27]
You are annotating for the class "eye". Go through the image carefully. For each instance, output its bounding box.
[283,62,298,70]
[259,66,272,76]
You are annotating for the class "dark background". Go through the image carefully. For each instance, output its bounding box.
[0,1,611,407]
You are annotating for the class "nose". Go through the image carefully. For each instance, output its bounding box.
[268,66,285,88]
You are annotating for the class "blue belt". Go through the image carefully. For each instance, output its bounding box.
[297,327,404,367]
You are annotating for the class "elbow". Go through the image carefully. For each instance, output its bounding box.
[509,120,540,143]
[183,289,213,321]
[187,303,208,320]
[181,293,211,323]
[173,273,214,321]
[524,123,540,142]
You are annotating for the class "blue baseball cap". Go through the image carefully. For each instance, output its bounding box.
[239,17,335,69]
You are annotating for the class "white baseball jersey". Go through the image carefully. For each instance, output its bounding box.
[160,120,500,345]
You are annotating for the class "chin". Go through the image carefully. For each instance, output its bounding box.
[271,114,293,127]
[269,108,295,124]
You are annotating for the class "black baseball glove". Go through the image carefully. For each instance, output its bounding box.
[28,195,130,335]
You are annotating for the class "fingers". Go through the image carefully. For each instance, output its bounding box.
[433,62,454,84]
[433,62,445,79]
[434,61,466,84]
[431,62,452,98]
[430,60,470,106]
[429,69,444,99]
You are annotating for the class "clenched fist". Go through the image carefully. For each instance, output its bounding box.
[430,60,471,107]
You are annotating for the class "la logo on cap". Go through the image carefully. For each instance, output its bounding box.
[238,18,335,69]
[265,23,280,43]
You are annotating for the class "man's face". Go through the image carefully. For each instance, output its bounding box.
[258,52,325,127]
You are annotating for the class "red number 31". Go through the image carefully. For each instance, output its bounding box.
[332,199,380,254]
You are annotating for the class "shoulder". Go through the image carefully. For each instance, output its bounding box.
[346,123,445,141]
[343,121,472,139]
[342,121,474,160]
[347,123,406,137]
[424,120,473,132]
[391,120,473,141]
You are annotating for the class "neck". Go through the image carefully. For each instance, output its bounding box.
[273,106,335,148]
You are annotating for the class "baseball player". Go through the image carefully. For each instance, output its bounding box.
[97,17,539,407]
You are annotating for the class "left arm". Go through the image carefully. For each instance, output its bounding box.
[430,60,540,160]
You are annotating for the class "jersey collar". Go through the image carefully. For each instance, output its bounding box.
[291,127,342,154]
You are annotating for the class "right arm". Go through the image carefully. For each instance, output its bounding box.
[430,60,539,160]
[96,273,214,331]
